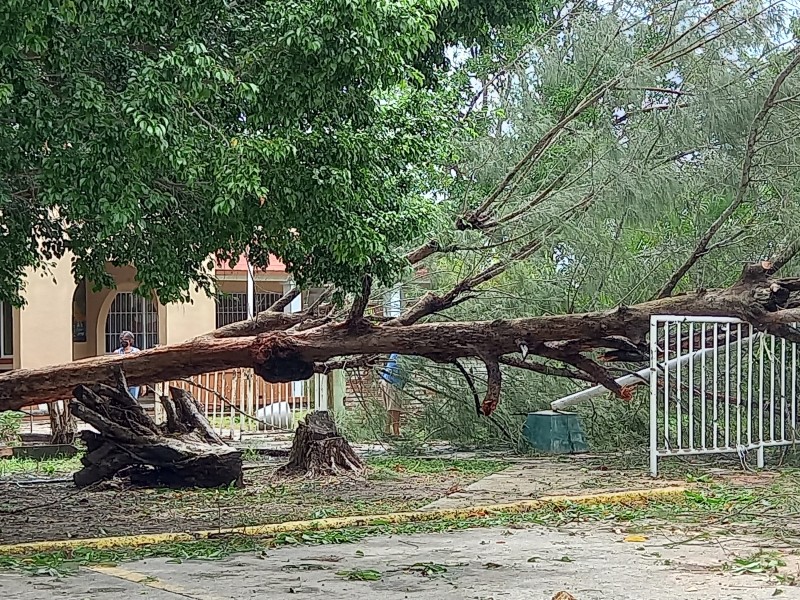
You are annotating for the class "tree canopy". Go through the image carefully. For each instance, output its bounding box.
[0,0,549,305]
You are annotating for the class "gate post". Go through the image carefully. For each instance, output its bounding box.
[649,316,659,477]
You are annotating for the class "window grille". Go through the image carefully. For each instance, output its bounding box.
[215,292,282,328]
[105,292,159,353]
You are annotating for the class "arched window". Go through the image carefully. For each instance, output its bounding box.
[105,292,159,353]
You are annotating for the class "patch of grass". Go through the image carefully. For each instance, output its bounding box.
[366,457,507,478]
[0,411,23,446]
[241,448,260,462]
[0,454,82,477]
[0,536,263,577]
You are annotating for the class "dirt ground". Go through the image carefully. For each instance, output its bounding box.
[0,457,503,544]
[0,451,786,546]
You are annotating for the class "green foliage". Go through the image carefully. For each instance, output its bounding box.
[0,411,22,446]
[0,0,552,304]
[0,453,82,476]
[438,0,799,306]
[367,456,507,476]
[393,0,800,449]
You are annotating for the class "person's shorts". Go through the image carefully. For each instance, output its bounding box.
[380,379,402,411]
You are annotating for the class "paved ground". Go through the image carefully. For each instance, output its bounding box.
[3,524,795,600]
[420,456,781,512]
[422,459,684,510]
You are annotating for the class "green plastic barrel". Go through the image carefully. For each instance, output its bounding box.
[521,410,589,454]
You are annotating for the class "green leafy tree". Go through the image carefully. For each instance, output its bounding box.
[0,0,549,304]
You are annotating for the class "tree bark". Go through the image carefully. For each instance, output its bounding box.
[277,411,364,478]
[71,383,242,489]
[0,264,797,414]
[48,400,77,445]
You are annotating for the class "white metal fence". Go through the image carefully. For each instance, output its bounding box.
[650,315,799,476]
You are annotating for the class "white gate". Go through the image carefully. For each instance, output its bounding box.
[650,315,799,476]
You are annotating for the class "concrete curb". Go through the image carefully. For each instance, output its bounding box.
[0,486,687,555]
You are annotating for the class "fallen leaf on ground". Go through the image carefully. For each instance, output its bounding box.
[281,564,330,572]
[302,555,342,562]
[624,535,648,543]
[336,569,382,581]
[407,562,449,577]
[552,592,576,600]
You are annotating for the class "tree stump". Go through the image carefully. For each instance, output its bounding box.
[48,399,77,445]
[277,411,364,477]
[70,380,242,489]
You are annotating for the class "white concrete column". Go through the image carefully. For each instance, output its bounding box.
[246,261,255,320]
[384,286,402,317]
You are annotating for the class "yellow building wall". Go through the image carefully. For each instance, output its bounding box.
[165,286,216,343]
[16,256,74,369]
[13,262,290,368]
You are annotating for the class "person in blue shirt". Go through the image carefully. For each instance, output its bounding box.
[379,353,405,437]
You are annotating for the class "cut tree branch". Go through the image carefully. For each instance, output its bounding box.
[768,233,800,273]
[497,356,595,382]
[347,275,372,325]
[453,360,482,416]
[268,287,300,312]
[480,355,502,416]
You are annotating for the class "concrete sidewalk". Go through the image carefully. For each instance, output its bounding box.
[3,524,793,600]
[423,460,683,510]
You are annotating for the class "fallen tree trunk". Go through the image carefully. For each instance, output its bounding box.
[0,264,797,414]
[71,382,242,489]
[277,411,364,477]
